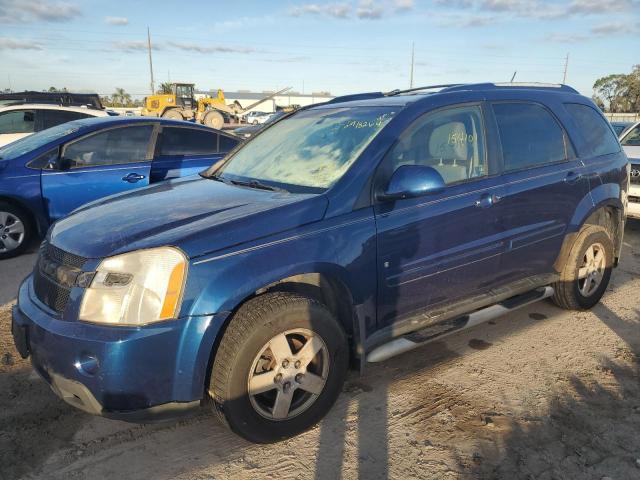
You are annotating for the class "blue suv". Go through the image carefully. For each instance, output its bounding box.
[12,83,629,443]
[0,116,240,258]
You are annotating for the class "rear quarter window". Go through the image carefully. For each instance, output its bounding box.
[564,103,620,157]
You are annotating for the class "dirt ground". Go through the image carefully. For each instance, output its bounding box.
[1,221,640,480]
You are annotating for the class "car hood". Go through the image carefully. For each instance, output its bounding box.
[49,176,328,259]
[623,145,640,162]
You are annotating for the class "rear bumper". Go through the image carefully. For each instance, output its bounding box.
[628,197,640,219]
[12,276,229,422]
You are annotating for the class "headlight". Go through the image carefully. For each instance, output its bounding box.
[79,247,187,326]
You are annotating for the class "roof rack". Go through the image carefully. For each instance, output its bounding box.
[0,91,104,109]
[385,84,465,96]
[326,92,386,104]
[441,82,579,94]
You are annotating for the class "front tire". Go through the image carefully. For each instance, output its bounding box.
[552,225,613,310]
[209,292,348,443]
[0,202,32,260]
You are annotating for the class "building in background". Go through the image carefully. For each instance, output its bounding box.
[194,89,334,113]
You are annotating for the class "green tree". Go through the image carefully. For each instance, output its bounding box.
[157,82,173,94]
[593,65,640,113]
[112,87,132,107]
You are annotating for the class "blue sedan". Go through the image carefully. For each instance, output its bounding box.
[0,116,240,258]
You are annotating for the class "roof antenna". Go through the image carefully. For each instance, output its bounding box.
[510,71,517,82]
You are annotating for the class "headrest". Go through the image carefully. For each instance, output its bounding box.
[429,122,468,161]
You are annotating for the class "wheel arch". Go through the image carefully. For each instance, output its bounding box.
[0,194,41,235]
[555,195,624,272]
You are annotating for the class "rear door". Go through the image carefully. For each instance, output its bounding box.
[374,103,506,329]
[38,109,92,131]
[488,101,590,282]
[151,126,239,182]
[41,124,155,220]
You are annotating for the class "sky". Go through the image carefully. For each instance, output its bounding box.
[0,0,638,99]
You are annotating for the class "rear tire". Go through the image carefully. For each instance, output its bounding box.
[209,292,348,443]
[162,108,184,120]
[0,202,32,260]
[551,225,613,310]
[203,110,224,129]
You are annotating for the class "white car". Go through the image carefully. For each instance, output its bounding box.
[244,111,274,125]
[620,121,640,219]
[0,104,110,147]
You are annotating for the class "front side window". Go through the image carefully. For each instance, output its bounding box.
[215,106,396,191]
[386,105,487,185]
[158,127,218,156]
[621,124,640,147]
[564,103,621,156]
[0,110,36,134]
[62,125,153,168]
[493,102,568,171]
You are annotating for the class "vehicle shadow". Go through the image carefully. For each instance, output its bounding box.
[457,303,640,479]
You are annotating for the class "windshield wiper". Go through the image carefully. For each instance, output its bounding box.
[228,178,287,193]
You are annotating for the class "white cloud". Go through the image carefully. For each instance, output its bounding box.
[356,0,384,18]
[289,3,352,18]
[0,37,42,50]
[167,41,255,54]
[0,0,81,23]
[105,16,128,26]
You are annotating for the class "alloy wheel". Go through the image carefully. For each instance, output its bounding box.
[0,211,25,253]
[247,328,330,421]
[577,242,606,297]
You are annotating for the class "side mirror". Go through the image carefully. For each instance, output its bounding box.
[377,165,446,202]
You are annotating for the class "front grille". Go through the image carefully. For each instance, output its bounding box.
[32,242,87,314]
[630,164,640,184]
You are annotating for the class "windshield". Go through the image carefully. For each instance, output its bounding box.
[0,121,81,159]
[214,106,396,191]
[621,124,640,146]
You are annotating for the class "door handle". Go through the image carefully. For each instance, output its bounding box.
[475,193,501,208]
[122,173,146,183]
[564,171,583,184]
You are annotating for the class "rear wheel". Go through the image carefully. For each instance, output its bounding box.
[552,225,613,310]
[0,202,32,260]
[209,292,348,443]
[203,110,224,129]
[162,108,184,120]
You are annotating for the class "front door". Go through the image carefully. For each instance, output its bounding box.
[374,104,505,329]
[41,124,155,221]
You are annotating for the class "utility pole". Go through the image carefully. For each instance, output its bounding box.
[409,42,415,89]
[147,27,155,94]
[562,53,569,84]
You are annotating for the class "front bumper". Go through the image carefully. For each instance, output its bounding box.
[629,184,640,219]
[12,276,229,422]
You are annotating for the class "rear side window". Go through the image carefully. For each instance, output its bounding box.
[63,125,153,168]
[40,110,91,130]
[0,110,36,134]
[158,127,218,156]
[492,102,568,171]
[565,103,620,156]
[621,124,640,147]
[219,134,239,153]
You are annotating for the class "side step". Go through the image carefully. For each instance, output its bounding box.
[366,286,554,363]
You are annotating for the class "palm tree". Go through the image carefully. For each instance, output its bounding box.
[157,82,173,94]
[112,88,132,107]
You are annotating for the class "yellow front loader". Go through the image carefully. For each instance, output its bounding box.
[141,83,291,129]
